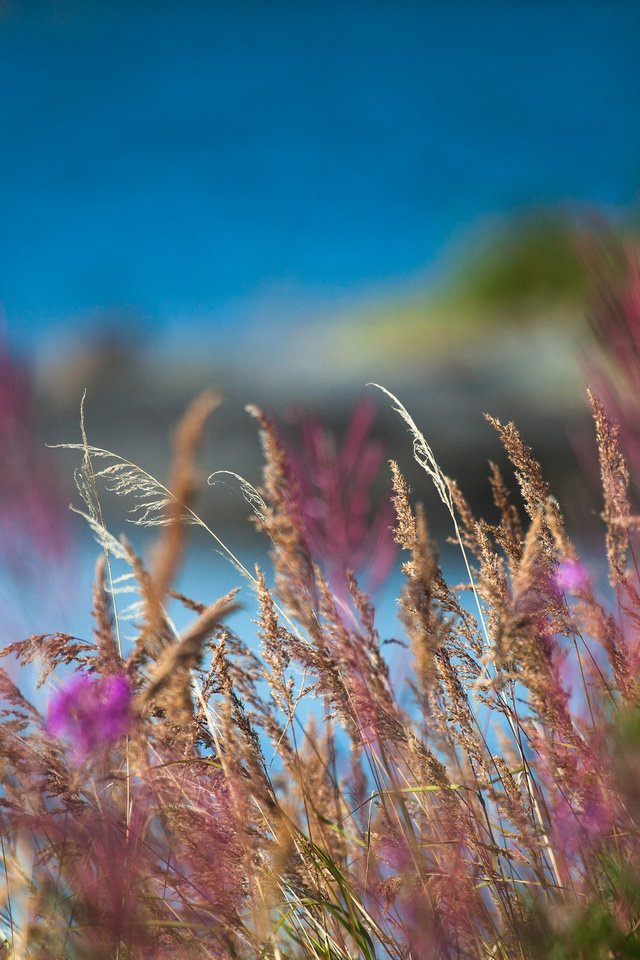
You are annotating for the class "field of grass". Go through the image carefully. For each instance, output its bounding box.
[1,235,640,958]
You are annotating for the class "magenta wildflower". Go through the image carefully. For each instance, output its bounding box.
[47,672,132,761]
[555,559,590,593]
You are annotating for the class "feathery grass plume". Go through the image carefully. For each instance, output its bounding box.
[546,500,634,705]
[284,398,397,594]
[0,346,72,565]
[369,384,490,652]
[483,413,565,545]
[446,476,511,655]
[149,390,220,620]
[0,345,75,642]
[585,234,640,485]
[91,554,120,674]
[497,511,583,755]
[389,460,483,760]
[0,583,251,954]
[248,406,456,948]
[245,404,320,640]
[0,632,96,687]
[139,588,240,721]
[589,389,633,587]
[0,394,263,956]
[389,460,441,694]
[126,389,220,663]
[487,460,523,567]
[377,384,640,946]
[9,285,640,958]
[55,389,258,627]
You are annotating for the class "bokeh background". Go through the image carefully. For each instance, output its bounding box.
[1,1,639,639]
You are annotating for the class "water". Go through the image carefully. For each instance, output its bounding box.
[32,529,415,659]
[1,1,639,351]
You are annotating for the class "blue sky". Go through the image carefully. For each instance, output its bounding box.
[1,1,639,347]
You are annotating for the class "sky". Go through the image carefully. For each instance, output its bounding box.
[1,0,639,351]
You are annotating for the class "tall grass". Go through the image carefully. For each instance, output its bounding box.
[2,243,640,958]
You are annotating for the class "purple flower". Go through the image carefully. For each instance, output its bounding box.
[555,559,590,594]
[47,672,132,761]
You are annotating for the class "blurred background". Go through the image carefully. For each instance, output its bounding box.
[1,0,640,638]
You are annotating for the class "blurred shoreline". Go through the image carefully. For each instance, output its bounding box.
[35,306,591,538]
[24,213,634,543]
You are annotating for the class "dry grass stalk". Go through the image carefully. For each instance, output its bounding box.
[589,388,633,585]
[140,588,240,720]
[151,389,221,605]
[4,372,640,958]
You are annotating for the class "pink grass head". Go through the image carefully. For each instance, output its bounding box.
[0,342,76,636]
[47,671,132,761]
[586,239,640,485]
[284,398,397,594]
[0,346,72,561]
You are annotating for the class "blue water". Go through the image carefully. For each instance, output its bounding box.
[1,1,639,349]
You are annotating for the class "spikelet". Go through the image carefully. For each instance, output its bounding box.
[256,566,294,720]
[372,385,491,673]
[246,404,319,637]
[484,413,563,548]
[589,389,632,585]
[487,460,523,567]
[92,555,120,674]
[151,389,220,603]
[0,632,95,687]
[390,460,441,694]
[139,588,239,722]
[143,390,221,656]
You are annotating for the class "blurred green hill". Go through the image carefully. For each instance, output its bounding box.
[335,212,599,365]
[37,212,638,533]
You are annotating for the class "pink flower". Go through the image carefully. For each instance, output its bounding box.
[555,559,590,593]
[47,672,132,761]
